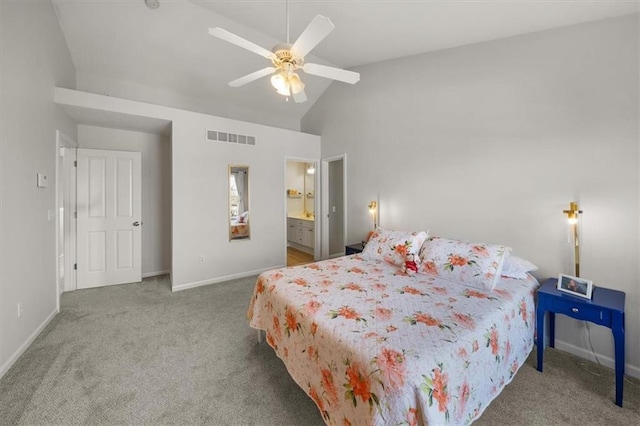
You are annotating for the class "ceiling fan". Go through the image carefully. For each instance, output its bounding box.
[208,3,360,103]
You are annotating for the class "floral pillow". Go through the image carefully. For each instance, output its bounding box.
[418,236,511,291]
[361,228,429,266]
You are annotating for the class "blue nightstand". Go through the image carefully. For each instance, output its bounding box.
[536,278,626,406]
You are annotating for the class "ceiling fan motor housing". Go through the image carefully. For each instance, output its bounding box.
[271,43,303,69]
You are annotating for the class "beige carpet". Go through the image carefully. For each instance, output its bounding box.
[0,275,638,425]
[478,348,640,425]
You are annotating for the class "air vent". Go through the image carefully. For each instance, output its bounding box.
[206,129,256,146]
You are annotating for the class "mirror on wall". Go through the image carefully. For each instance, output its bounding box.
[229,165,250,241]
[304,162,315,216]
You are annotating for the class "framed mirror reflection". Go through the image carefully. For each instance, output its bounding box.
[229,165,250,241]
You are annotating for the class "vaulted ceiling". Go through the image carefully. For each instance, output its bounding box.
[52,0,638,126]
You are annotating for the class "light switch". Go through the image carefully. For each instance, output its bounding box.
[37,173,48,188]
[332,206,336,213]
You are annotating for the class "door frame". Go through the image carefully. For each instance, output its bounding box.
[284,156,320,263]
[55,130,78,311]
[321,153,347,259]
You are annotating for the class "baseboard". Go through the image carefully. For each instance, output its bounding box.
[554,340,640,379]
[142,270,171,279]
[329,252,345,259]
[172,265,285,292]
[0,308,58,380]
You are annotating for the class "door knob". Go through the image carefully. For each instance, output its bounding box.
[133,221,141,226]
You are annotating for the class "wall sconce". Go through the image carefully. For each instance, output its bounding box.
[563,201,583,277]
[306,163,315,175]
[368,200,377,229]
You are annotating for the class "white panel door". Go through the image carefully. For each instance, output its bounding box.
[76,148,142,289]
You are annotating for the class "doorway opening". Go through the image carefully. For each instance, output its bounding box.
[285,159,318,266]
[321,154,347,259]
[57,125,172,295]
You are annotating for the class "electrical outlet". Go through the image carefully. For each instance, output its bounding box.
[17,302,23,318]
[199,256,205,264]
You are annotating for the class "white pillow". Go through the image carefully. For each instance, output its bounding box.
[501,255,538,279]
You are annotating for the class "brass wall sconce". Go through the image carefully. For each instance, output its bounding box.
[563,201,583,276]
[368,200,377,229]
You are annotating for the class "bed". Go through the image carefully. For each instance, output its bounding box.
[230,221,250,238]
[248,233,538,425]
[230,211,250,239]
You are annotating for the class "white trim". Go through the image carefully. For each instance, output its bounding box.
[171,266,282,292]
[55,131,78,309]
[65,148,77,293]
[0,309,57,380]
[321,154,347,260]
[321,161,328,259]
[142,270,171,279]
[554,340,640,379]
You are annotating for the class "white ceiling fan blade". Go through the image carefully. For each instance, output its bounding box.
[209,27,275,60]
[291,15,335,58]
[292,89,307,103]
[228,67,277,87]
[302,63,360,84]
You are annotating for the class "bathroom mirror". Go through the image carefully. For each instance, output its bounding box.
[229,165,250,241]
[304,162,315,216]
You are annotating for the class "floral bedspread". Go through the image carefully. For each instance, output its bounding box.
[230,222,249,238]
[248,255,538,425]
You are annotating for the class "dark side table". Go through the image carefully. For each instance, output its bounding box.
[536,278,626,407]
[345,242,365,255]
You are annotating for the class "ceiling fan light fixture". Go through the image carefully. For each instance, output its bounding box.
[276,84,291,97]
[270,73,288,92]
[289,73,305,94]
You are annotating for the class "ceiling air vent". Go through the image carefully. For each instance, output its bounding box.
[206,129,256,146]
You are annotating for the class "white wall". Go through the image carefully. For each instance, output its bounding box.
[286,161,305,216]
[302,15,640,376]
[53,88,321,292]
[77,125,171,277]
[0,0,77,375]
[170,113,320,290]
